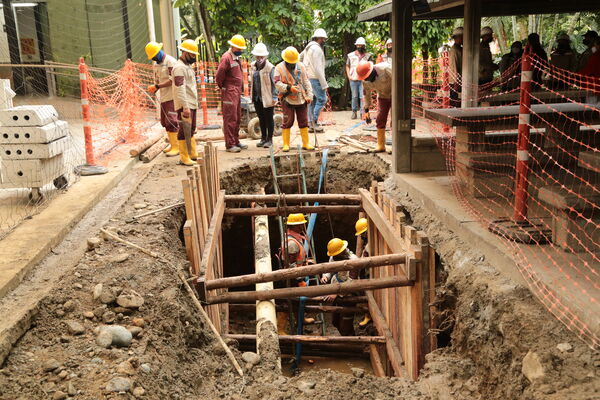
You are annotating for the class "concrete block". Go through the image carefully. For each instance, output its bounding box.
[0,154,65,187]
[0,105,58,127]
[0,120,68,144]
[1,136,70,160]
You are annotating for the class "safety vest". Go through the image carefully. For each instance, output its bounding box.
[278,230,307,267]
[275,63,309,104]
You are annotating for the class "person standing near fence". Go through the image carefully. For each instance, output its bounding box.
[301,29,328,133]
[376,39,392,64]
[479,26,498,85]
[346,37,371,120]
[274,46,314,152]
[448,27,463,107]
[145,41,179,157]
[249,43,277,148]
[216,34,248,153]
[356,60,391,153]
[172,39,200,166]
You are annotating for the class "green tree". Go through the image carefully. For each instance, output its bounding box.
[412,19,455,83]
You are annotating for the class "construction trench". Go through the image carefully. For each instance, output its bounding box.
[0,148,598,400]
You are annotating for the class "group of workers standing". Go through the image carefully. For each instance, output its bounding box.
[144,30,394,163]
[448,27,600,105]
[276,213,372,336]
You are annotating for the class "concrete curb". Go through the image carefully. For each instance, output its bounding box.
[0,157,138,299]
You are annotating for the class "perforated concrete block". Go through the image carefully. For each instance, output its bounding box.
[0,120,68,144]
[0,154,65,187]
[0,105,58,127]
[0,136,70,160]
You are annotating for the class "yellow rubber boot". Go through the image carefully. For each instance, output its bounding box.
[374,128,386,153]
[282,128,291,152]
[165,131,180,156]
[189,138,198,160]
[178,140,197,166]
[359,314,371,327]
[277,312,289,335]
[300,127,314,150]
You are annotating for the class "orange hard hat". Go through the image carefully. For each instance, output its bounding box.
[356,61,374,81]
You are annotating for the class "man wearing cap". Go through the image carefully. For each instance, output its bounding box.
[356,60,391,153]
[145,41,180,157]
[377,39,392,64]
[346,37,371,120]
[172,39,200,166]
[216,34,248,153]
[578,31,599,71]
[479,26,498,85]
[448,27,463,107]
[301,29,328,133]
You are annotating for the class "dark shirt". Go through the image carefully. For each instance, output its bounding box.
[252,70,262,103]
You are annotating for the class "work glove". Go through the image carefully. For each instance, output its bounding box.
[290,85,300,94]
[364,109,371,124]
[147,84,158,94]
[182,108,191,120]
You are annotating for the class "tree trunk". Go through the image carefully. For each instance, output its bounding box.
[511,16,518,43]
[193,0,216,61]
[421,48,429,83]
[493,18,508,54]
[547,13,560,54]
[337,32,354,109]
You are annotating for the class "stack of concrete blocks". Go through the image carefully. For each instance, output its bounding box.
[0,104,71,199]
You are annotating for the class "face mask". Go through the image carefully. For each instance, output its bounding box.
[387,48,392,54]
[152,50,165,62]
[511,47,521,55]
[233,50,243,56]
[183,53,195,64]
[255,58,266,68]
[365,69,377,82]
[583,39,591,47]
[357,47,366,54]
[557,43,569,52]
[285,62,295,70]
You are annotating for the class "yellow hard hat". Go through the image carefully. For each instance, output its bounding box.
[145,41,163,60]
[281,46,299,64]
[287,213,307,225]
[179,39,199,55]
[228,34,247,50]
[355,218,368,236]
[327,238,348,257]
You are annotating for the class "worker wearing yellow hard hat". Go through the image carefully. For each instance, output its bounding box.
[216,34,247,153]
[145,41,180,157]
[322,237,358,336]
[275,213,315,333]
[273,46,315,152]
[172,39,200,166]
[354,217,372,326]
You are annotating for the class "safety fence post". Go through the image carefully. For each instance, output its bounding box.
[441,50,450,133]
[198,61,209,127]
[79,57,94,165]
[513,47,533,222]
[243,60,249,97]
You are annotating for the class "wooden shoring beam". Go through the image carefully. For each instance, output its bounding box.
[225,193,362,204]
[228,303,368,314]
[205,253,407,290]
[224,205,362,217]
[226,334,386,344]
[366,290,408,378]
[199,191,225,276]
[207,276,412,304]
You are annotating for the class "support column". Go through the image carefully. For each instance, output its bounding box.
[145,0,156,42]
[461,0,481,108]
[159,0,175,56]
[391,0,413,173]
[254,214,281,373]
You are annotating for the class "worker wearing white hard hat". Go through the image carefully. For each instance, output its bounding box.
[300,28,328,133]
[346,37,371,120]
[377,38,393,64]
[249,43,278,148]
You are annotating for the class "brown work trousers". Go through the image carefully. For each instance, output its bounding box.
[221,86,242,148]
[281,101,309,129]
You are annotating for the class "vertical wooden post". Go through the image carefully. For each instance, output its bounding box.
[461,0,481,108]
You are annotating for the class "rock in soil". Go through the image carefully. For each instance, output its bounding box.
[62,300,77,312]
[241,351,260,366]
[87,237,102,251]
[109,253,130,263]
[102,310,116,324]
[67,381,77,396]
[105,376,132,392]
[556,342,573,352]
[351,367,365,378]
[522,350,545,382]
[297,381,316,394]
[139,363,151,374]
[64,320,85,335]
[128,326,143,337]
[116,290,144,309]
[83,311,94,319]
[117,360,136,376]
[132,386,146,397]
[97,325,133,348]
[42,358,60,372]
[133,203,148,210]
[131,318,145,327]
[52,390,67,400]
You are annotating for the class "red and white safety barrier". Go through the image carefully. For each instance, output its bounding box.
[242,60,249,97]
[441,50,450,133]
[79,57,95,165]
[198,61,209,126]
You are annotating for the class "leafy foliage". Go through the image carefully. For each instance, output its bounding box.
[412,20,456,58]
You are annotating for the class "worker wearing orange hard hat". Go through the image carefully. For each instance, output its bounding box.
[216,34,248,153]
[145,41,179,157]
[357,60,391,153]
[172,39,200,166]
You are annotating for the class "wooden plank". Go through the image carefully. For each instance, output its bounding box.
[428,242,438,352]
[182,220,195,274]
[207,277,413,304]
[199,191,226,276]
[225,193,362,203]
[359,189,408,280]
[224,205,362,216]
[369,344,387,377]
[366,290,408,378]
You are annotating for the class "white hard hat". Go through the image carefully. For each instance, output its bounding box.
[452,27,463,37]
[385,38,392,46]
[481,26,493,36]
[355,37,366,46]
[313,28,328,39]
[251,42,269,57]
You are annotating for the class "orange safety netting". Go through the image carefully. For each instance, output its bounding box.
[419,49,600,350]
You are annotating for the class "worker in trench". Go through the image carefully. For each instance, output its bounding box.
[276,213,315,334]
[320,238,358,336]
[172,39,200,166]
[216,34,248,153]
[145,41,179,157]
[354,217,371,327]
[356,60,391,153]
